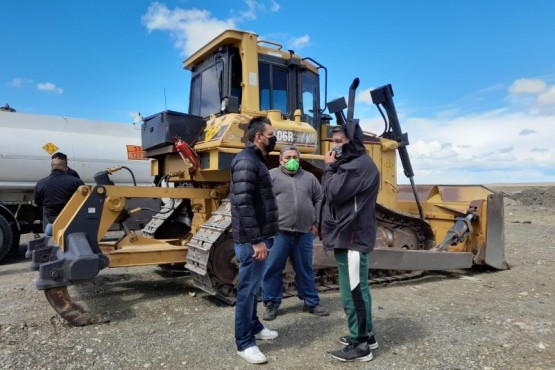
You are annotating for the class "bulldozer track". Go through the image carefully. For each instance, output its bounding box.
[185,199,235,303]
[185,198,434,305]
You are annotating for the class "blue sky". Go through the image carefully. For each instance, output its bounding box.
[2,0,555,184]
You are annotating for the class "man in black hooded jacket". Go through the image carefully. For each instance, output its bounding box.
[230,116,280,364]
[320,121,380,362]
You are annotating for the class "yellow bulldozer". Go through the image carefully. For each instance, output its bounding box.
[28,30,507,326]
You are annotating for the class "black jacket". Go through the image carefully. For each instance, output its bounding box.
[320,121,380,253]
[34,169,85,223]
[230,142,279,244]
[67,167,80,179]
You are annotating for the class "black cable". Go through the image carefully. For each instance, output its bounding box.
[120,166,137,186]
[376,105,389,137]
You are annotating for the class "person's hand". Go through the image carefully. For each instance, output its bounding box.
[252,242,269,261]
[310,225,318,235]
[324,150,336,165]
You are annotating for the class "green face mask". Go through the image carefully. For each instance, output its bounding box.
[283,158,300,172]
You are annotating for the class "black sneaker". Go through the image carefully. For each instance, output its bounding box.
[339,332,378,349]
[302,305,329,316]
[330,342,373,362]
[262,302,278,321]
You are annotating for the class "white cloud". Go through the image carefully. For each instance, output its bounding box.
[270,0,280,12]
[9,78,34,88]
[290,34,310,49]
[509,78,547,95]
[399,112,554,184]
[142,1,294,57]
[356,88,375,105]
[142,3,236,56]
[507,78,555,114]
[36,82,63,94]
[358,78,555,184]
[240,0,263,20]
[537,86,555,106]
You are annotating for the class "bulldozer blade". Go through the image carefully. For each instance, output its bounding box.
[484,193,509,270]
[313,243,473,271]
[44,286,110,326]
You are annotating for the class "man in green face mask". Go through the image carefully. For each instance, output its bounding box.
[261,145,329,320]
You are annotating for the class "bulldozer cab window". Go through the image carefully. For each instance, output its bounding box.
[301,71,318,127]
[189,60,224,118]
[259,62,288,113]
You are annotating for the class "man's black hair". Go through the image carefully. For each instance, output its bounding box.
[51,152,68,161]
[247,116,271,142]
[331,124,346,134]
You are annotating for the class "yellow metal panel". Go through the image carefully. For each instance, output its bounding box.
[103,185,221,199]
[104,234,188,267]
[150,159,159,177]
[52,185,91,249]
[195,113,251,151]
[184,30,250,70]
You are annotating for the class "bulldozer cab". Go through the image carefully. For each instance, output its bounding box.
[185,30,324,131]
[141,30,330,188]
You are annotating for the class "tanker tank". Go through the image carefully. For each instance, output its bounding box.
[0,110,153,262]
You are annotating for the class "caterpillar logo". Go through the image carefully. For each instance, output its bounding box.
[275,129,317,147]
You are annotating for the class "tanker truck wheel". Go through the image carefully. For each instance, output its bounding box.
[0,215,14,261]
[7,230,20,258]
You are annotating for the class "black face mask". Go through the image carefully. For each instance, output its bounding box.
[266,136,277,153]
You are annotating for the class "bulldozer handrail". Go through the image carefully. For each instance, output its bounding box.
[257,39,282,50]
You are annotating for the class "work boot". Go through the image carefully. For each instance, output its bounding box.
[330,342,373,362]
[237,345,267,364]
[263,302,278,321]
[339,332,379,349]
[303,304,329,316]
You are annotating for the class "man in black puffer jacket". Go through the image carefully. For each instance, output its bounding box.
[321,121,380,363]
[231,116,279,365]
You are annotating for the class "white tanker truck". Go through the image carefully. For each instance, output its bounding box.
[0,109,154,262]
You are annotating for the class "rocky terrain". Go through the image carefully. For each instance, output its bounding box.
[0,184,553,369]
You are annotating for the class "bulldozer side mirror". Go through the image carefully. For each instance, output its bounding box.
[326,97,347,126]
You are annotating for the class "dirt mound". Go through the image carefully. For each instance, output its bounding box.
[507,186,555,208]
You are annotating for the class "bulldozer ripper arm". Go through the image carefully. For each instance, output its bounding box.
[29,234,109,326]
[45,287,110,326]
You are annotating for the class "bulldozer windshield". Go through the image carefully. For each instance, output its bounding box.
[189,59,224,118]
[301,71,319,127]
[258,61,288,113]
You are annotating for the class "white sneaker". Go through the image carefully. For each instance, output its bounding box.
[255,327,278,340]
[237,345,267,364]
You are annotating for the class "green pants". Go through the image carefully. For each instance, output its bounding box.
[334,249,373,343]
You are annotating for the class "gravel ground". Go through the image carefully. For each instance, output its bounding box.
[0,185,554,370]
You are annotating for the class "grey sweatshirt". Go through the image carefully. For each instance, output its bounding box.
[269,167,323,233]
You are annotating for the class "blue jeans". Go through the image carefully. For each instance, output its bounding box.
[262,231,319,308]
[234,239,273,351]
